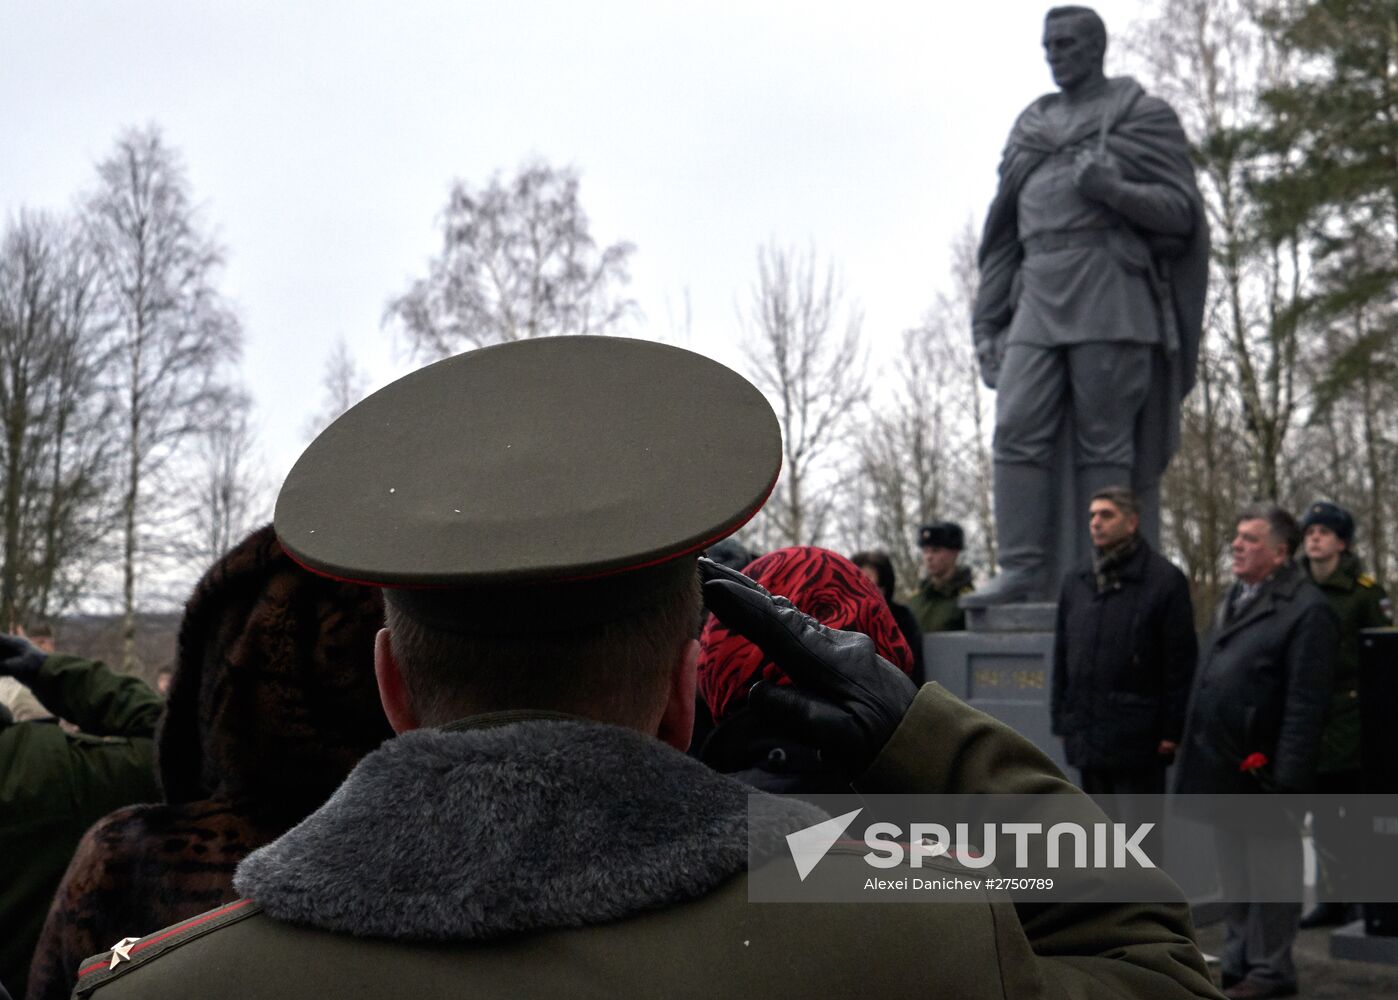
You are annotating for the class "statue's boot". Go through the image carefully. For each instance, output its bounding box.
[960,462,1051,608]
[1077,463,1135,519]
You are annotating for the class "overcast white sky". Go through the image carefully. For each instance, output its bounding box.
[1,0,1151,491]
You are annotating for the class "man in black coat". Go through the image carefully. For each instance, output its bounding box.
[1051,486,1196,799]
[1175,504,1338,1000]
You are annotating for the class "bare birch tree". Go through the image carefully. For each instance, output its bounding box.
[304,336,371,440]
[385,160,636,359]
[1126,0,1307,502]
[1160,339,1252,626]
[183,393,266,568]
[0,212,114,627]
[846,223,995,589]
[944,222,997,575]
[85,125,241,669]
[1289,306,1398,582]
[740,244,866,548]
[850,320,947,591]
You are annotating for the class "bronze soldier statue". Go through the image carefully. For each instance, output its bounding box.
[965,5,1209,607]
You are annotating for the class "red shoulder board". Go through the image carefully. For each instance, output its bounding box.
[73,899,259,997]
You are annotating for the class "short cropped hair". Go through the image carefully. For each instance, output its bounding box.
[1090,485,1139,520]
[849,550,896,601]
[1046,5,1108,56]
[384,571,703,729]
[1237,503,1301,557]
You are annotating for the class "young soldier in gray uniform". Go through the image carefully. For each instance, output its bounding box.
[71,337,1220,999]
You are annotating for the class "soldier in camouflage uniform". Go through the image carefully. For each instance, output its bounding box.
[907,522,975,633]
[1296,501,1393,928]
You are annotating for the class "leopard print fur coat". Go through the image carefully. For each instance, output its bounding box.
[26,524,391,1000]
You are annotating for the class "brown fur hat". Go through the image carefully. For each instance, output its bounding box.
[157,524,391,822]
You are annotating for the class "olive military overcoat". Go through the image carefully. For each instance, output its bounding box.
[0,657,161,1000]
[72,686,1219,1000]
[1298,552,1391,774]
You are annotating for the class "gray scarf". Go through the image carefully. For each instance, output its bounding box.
[1092,534,1141,593]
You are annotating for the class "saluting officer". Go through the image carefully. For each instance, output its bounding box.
[70,337,1218,1000]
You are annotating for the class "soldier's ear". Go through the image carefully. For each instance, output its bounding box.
[374,627,420,735]
[656,638,699,752]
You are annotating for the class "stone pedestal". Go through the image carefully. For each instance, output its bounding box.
[1331,919,1398,965]
[924,602,1066,774]
[964,602,1057,634]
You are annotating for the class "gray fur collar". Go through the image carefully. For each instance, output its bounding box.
[234,715,825,941]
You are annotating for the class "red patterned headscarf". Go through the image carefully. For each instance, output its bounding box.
[698,546,915,724]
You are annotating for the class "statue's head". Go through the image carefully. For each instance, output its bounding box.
[1043,6,1107,91]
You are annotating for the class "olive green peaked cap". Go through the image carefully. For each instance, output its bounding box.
[274,336,780,632]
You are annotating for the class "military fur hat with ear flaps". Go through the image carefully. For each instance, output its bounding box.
[917,522,964,551]
[157,524,392,822]
[1299,501,1355,545]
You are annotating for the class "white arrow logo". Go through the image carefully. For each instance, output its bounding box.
[785,808,863,881]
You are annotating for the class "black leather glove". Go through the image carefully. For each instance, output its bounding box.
[0,633,47,685]
[699,557,918,774]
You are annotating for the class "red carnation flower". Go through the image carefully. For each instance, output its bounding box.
[1239,752,1269,772]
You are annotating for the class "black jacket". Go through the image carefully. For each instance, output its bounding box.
[698,707,853,796]
[1051,540,1197,771]
[1174,561,1338,795]
[888,600,925,686]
